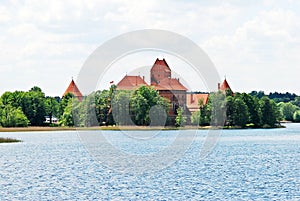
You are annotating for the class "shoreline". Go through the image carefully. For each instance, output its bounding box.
[0,124,287,132]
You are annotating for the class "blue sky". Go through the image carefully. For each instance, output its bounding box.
[0,0,299,96]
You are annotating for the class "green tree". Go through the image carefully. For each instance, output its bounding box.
[260,97,280,127]
[95,90,110,126]
[23,87,47,126]
[292,96,300,107]
[191,111,200,125]
[280,102,299,121]
[225,96,235,126]
[59,99,75,126]
[175,107,186,127]
[210,91,226,126]
[80,93,99,127]
[112,90,133,125]
[191,98,211,126]
[59,92,74,118]
[129,86,169,126]
[232,97,249,127]
[243,94,262,127]
[293,110,300,122]
[0,105,29,127]
[45,96,59,124]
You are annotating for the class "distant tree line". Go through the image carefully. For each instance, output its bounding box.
[0,87,63,127]
[191,90,300,128]
[250,91,297,103]
[1,86,300,128]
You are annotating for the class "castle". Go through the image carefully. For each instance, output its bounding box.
[63,58,233,117]
[116,58,232,116]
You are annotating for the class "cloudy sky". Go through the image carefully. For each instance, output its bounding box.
[0,0,299,96]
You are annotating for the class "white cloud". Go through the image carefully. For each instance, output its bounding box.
[202,7,300,93]
[0,0,300,95]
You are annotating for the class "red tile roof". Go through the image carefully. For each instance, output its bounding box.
[117,75,148,90]
[63,79,83,101]
[218,79,232,92]
[151,78,187,91]
[186,93,209,112]
[152,58,171,72]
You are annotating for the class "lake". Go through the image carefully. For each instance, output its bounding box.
[1,124,300,200]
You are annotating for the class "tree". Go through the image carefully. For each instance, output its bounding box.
[250,91,265,99]
[293,110,300,122]
[80,93,99,127]
[242,93,262,127]
[175,107,186,127]
[95,90,110,126]
[59,92,74,118]
[191,98,211,126]
[280,102,299,121]
[191,111,200,125]
[209,91,226,126]
[225,96,235,126]
[292,97,300,107]
[45,96,59,124]
[232,97,249,127]
[23,87,47,126]
[0,105,29,127]
[129,86,169,126]
[260,97,280,127]
[59,99,75,127]
[112,90,133,125]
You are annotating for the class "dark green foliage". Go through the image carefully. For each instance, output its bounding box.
[292,97,300,108]
[293,110,300,122]
[260,97,280,127]
[23,87,47,126]
[268,92,297,103]
[232,97,249,127]
[0,87,47,126]
[129,86,170,126]
[95,90,112,126]
[250,91,265,99]
[251,91,297,103]
[45,96,59,124]
[239,93,262,127]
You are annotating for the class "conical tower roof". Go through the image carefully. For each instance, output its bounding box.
[63,79,83,101]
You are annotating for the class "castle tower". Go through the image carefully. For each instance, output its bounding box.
[150,58,171,84]
[63,79,83,101]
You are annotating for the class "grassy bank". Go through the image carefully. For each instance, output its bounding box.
[0,126,77,132]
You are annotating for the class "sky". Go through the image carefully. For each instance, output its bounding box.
[0,0,300,96]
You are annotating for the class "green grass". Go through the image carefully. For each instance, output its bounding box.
[0,137,22,143]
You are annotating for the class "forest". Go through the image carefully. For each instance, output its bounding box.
[0,85,300,128]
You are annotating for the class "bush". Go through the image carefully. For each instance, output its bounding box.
[0,105,29,127]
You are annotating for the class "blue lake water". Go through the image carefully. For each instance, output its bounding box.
[1,124,300,200]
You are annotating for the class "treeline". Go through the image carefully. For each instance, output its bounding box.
[0,86,64,127]
[1,85,300,128]
[59,85,171,127]
[250,91,297,103]
[0,85,170,127]
[191,90,300,128]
